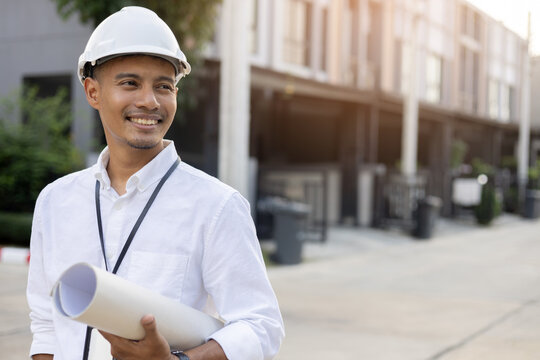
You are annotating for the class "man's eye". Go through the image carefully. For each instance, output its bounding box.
[158,84,174,91]
[121,80,137,86]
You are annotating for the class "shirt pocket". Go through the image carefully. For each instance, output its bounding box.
[126,250,189,300]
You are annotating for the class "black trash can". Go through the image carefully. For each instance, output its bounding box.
[258,197,310,265]
[413,196,442,239]
[524,190,540,219]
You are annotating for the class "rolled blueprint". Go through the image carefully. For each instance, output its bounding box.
[51,262,224,350]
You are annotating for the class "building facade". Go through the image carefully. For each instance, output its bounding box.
[206,0,528,224]
[0,0,530,227]
[0,0,94,156]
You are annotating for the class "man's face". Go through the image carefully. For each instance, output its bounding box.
[85,55,178,151]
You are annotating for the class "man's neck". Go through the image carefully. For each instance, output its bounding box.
[106,142,165,195]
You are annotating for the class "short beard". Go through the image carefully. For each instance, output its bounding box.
[127,140,160,150]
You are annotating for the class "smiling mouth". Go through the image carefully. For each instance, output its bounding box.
[127,117,160,126]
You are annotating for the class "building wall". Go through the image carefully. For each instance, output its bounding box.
[0,0,531,224]
[0,0,94,160]
[531,57,540,130]
[1,0,528,162]
[210,0,527,125]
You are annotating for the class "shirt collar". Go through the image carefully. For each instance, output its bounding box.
[92,140,179,193]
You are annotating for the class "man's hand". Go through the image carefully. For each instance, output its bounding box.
[32,355,53,360]
[99,314,175,360]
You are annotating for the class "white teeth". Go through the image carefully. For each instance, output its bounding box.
[130,118,158,125]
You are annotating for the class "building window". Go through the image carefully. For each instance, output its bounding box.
[488,79,499,119]
[473,12,481,40]
[23,74,71,100]
[425,54,443,103]
[460,5,481,41]
[283,0,312,67]
[23,74,72,124]
[488,80,511,122]
[509,86,516,120]
[459,46,479,112]
[344,0,358,84]
[249,0,259,55]
[500,84,510,121]
[321,7,329,72]
[393,39,403,93]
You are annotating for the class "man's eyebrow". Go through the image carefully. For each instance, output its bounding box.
[114,73,174,84]
[115,73,141,80]
[155,75,175,84]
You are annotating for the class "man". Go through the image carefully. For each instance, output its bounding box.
[27,6,284,360]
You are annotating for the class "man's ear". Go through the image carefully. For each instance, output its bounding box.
[84,77,100,110]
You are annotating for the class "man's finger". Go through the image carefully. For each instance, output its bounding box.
[98,329,120,343]
[141,314,158,339]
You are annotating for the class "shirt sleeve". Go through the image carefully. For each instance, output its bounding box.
[202,192,285,360]
[27,189,56,356]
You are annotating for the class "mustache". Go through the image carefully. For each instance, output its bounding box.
[123,111,164,120]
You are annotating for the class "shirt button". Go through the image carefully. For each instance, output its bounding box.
[114,202,123,210]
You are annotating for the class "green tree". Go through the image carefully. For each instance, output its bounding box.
[53,0,221,67]
[0,87,83,212]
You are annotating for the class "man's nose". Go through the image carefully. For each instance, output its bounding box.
[135,85,160,110]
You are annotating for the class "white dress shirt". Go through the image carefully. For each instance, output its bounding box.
[27,141,284,360]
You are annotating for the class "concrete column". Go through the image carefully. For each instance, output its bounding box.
[401,1,421,177]
[218,0,253,197]
[518,13,531,206]
[517,12,531,208]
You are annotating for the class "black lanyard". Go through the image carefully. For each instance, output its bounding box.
[82,157,180,360]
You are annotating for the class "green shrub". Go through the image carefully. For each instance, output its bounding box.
[451,139,468,170]
[0,212,33,246]
[0,87,83,212]
[471,157,494,177]
[475,184,502,226]
[527,159,540,190]
[503,186,519,213]
[501,156,517,170]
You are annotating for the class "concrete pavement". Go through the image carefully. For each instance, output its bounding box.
[1,215,539,359]
[270,215,540,359]
[0,263,31,360]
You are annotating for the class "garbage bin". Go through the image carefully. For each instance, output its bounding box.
[524,190,540,219]
[258,197,310,265]
[413,196,442,239]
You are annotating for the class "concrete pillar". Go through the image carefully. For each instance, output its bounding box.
[218,0,253,197]
[518,13,531,206]
[401,1,421,177]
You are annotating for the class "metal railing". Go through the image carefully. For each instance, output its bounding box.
[257,167,329,242]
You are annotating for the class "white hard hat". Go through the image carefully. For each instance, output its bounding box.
[78,6,191,86]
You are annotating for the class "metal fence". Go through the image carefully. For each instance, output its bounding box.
[256,167,329,242]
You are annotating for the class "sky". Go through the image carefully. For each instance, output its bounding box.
[467,0,540,54]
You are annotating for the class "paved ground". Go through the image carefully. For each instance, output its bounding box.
[271,215,540,359]
[0,263,31,360]
[2,214,539,359]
